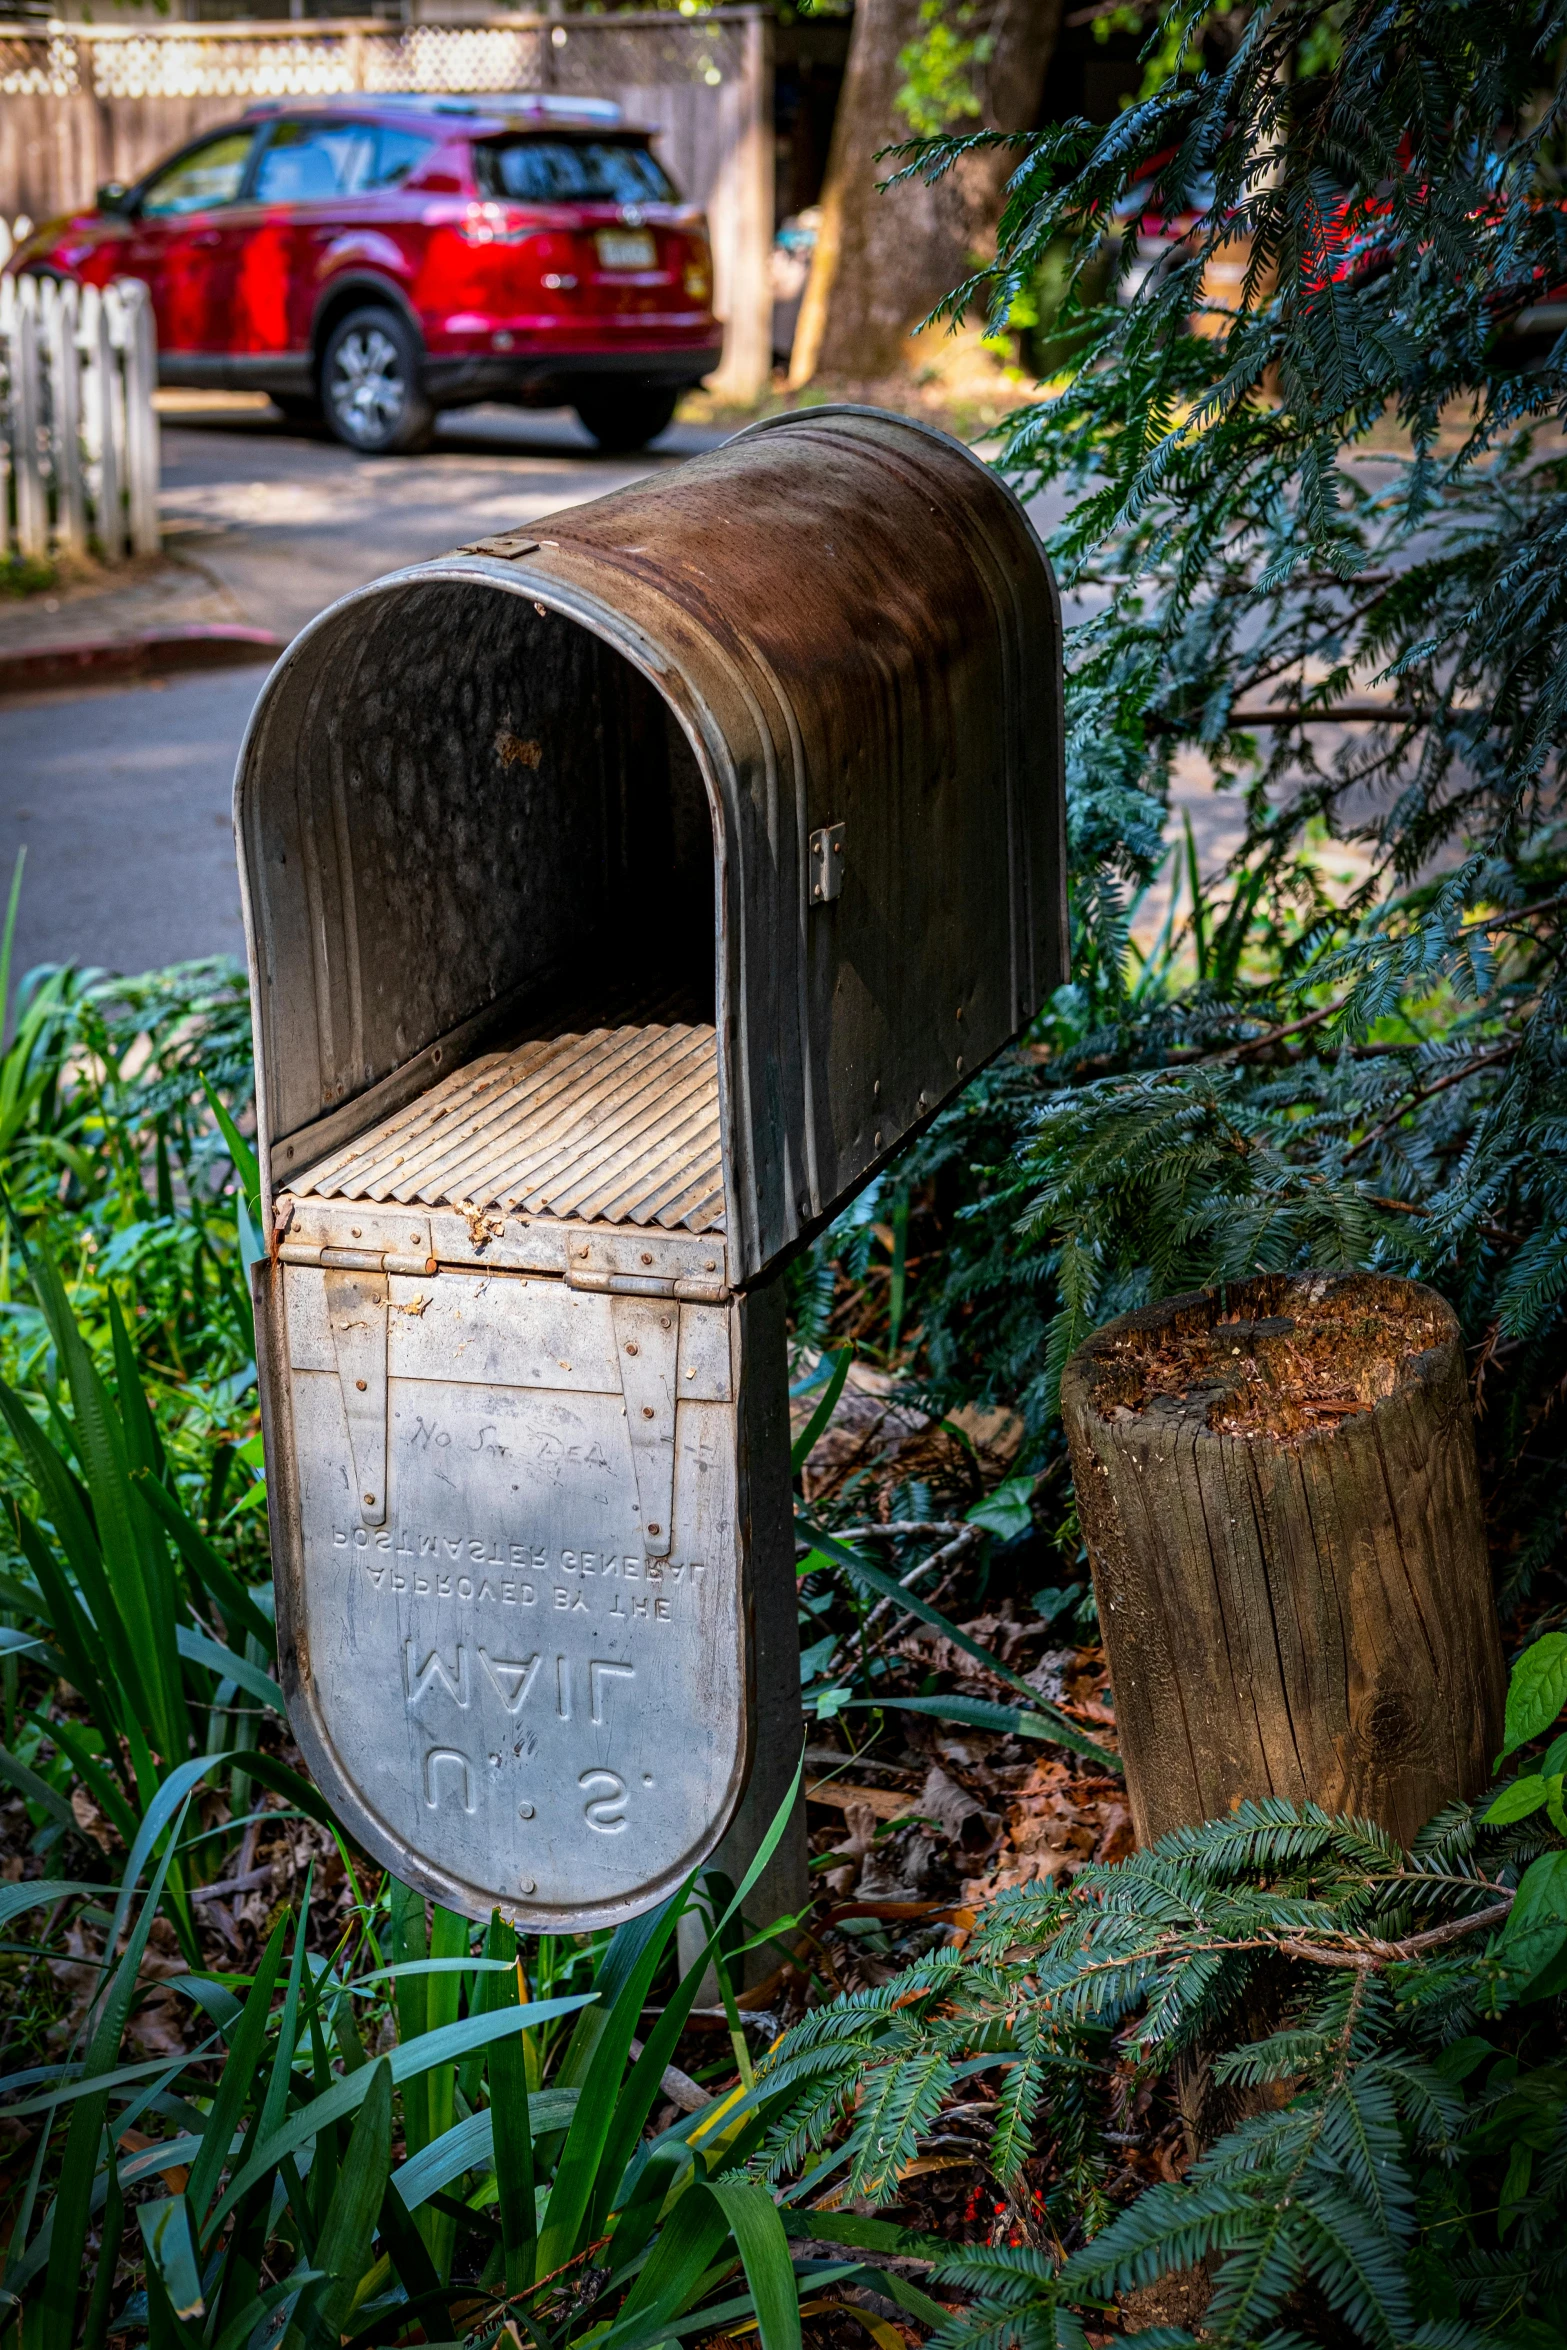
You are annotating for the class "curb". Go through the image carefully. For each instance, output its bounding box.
[0,623,285,698]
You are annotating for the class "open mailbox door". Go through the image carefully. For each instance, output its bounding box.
[236,406,1065,1929]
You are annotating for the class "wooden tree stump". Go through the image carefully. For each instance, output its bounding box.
[1060,1272,1506,1848]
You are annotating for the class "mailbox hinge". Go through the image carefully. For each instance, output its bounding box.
[562,1229,727,1304]
[279,1242,437,1276]
[324,1268,389,1528]
[611,1295,679,1559]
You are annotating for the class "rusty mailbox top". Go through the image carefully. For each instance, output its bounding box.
[235,406,1065,1277]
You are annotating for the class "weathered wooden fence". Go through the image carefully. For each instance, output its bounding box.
[0,9,773,399]
[0,267,160,564]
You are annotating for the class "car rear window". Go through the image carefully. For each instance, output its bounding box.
[472,137,676,206]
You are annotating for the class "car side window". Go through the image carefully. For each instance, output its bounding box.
[253,121,377,204]
[371,128,437,189]
[139,131,257,219]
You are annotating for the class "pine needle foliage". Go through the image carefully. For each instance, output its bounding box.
[858,0,1567,1594]
[758,1640,1567,2345]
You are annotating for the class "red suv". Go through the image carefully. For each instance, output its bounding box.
[10,93,720,454]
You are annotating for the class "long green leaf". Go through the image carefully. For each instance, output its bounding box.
[174,1624,283,1713]
[0,1378,144,1729]
[1,2038,221,2118]
[792,1348,853,1475]
[281,2058,392,2350]
[392,2089,576,2211]
[211,2272,325,2350]
[134,1469,274,1651]
[27,1250,187,1769]
[209,1993,592,2231]
[0,1743,76,1834]
[0,1878,106,1929]
[610,2267,864,2350]
[186,1916,289,2238]
[36,1791,197,2350]
[138,2195,204,2323]
[420,1904,467,2274]
[106,1752,234,1964]
[800,1517,1119,1772]
[201,1071,262,1223]
[598,1753,807,2230]
[237,1748,340,1831]
[482,1916,537,2293]
[11,1510,123,1758]
[39,1715,140,1848]
[848,1692,1116,1768]
[610,2177,735,2343]
[708,2179,802,2350]
[535,1899,686,2277]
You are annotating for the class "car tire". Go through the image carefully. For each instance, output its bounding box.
[571,384,680,454]
[320,306,434,456]
[270,393,323,428]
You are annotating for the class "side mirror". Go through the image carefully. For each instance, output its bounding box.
[96,182,132,216]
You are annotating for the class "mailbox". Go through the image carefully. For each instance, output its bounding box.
[236,405,1064,1930]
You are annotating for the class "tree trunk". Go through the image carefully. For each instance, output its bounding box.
[789,0,1063,387]
[1060,1272,1506,1849]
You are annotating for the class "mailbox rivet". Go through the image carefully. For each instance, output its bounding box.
[576,1246,590,1258]
[519,1876,535,1894]
[518,1801,535,1820]
[685,1367,696,1378]
[411,1233,422,1245]
[642,1773,655,1786]
[355,1378,367,1392]
[660,1314,673,1329]
[648,1522,662,1535]
[625,1341,639,1356]
[363,1493,375,1505]
[640,1251,653,1265]
[351,1227,361,1238]
[705,1260,716,1270]
[642,1405,656,1419]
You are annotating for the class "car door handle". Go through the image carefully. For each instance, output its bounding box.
[190,229,222,247]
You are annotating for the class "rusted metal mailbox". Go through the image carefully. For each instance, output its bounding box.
[236,405,1065,1931]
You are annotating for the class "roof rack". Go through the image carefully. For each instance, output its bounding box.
[240,91,623,124]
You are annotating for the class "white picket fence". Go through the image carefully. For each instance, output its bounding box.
[0,264,160,566]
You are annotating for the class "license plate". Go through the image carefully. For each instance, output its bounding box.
[596,229,656,271]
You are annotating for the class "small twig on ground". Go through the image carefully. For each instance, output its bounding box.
[840,1521,968,1542]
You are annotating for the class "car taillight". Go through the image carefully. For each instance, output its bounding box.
[683,237,712,302]
[459,202,535,247]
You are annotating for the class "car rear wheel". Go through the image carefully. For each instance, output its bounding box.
[571,385,680,454]
[321,307,434,456]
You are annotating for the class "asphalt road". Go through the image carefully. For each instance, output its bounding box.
[0,402,730,985]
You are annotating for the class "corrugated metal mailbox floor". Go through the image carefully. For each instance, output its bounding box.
[290,1023,724,1234]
